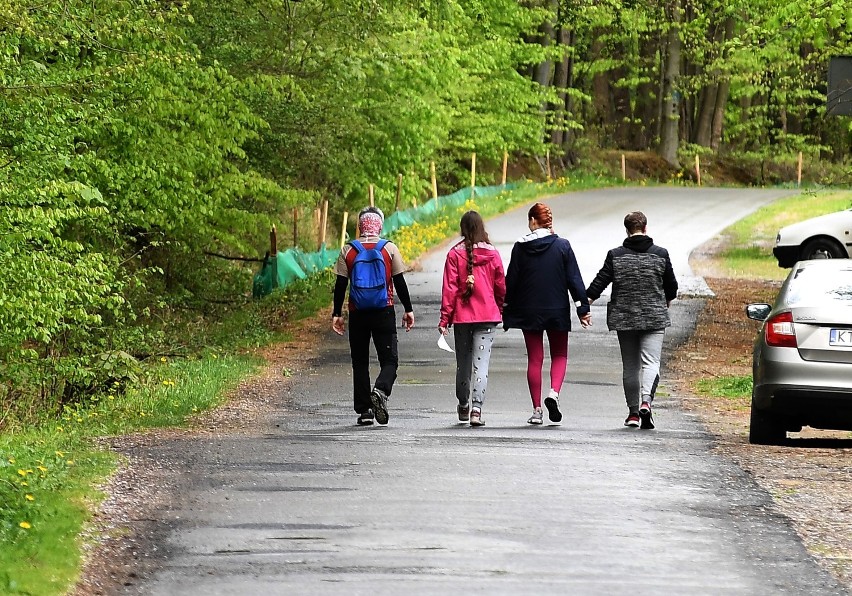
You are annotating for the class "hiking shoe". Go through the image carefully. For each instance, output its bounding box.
[639,402,654,430]
[370,388,389,425]
[469,409,485,427]
[624,413,641,427]
[457,403,470,423]
[527,409,543,425]
[544,395,562,424]
[357,409,374,426]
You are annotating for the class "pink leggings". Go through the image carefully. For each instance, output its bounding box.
[522,329,569,409]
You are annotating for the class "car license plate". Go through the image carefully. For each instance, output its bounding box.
[829,329,852,346]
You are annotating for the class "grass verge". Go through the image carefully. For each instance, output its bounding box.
[690,189,851,404]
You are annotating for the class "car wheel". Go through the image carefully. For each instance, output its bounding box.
[801,237,846,261]
[748,405,786,445]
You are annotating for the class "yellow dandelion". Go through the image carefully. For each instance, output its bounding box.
[55,451,64,457]
[66,460,75,466]
[20,481,28,487]
[25,494,34,501]
[19,521,31,529]
[160,356,168,362]
[37,466,47,473]
[17,469,30,477]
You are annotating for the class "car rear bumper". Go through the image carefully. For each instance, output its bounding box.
[753,347,852,430]
[773,245,799,268]
[753,385,852,430]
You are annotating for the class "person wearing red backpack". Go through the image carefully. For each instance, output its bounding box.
[332,206,415,426]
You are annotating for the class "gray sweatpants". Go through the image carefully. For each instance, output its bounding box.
[616,329,665,413]
[453,323,496,410]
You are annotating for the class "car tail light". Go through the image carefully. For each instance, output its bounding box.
[765,311,797,348]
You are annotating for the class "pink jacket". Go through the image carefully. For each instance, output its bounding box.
[440,240,506,327]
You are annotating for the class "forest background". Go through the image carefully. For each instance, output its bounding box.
[2,0,851,421]
[0,1,850,589]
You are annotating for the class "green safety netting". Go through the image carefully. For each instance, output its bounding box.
[382,184,515,235]
[253,183,516,298]
[252,244,338,298]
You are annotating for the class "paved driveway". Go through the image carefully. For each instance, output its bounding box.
[124,188,846,595]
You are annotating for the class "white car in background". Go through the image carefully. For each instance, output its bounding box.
[773,209,852,268]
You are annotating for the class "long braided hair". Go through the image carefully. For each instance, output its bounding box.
[459,210,489,301]
[528,202,553,231]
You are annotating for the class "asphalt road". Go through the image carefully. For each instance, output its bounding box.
[122,187,847,595]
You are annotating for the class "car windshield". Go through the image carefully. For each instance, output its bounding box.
[786,266,852,306]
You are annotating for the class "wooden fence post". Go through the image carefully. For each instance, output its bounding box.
[470,152,476,195]
[313,208,321,249]
[546,149,552,181]
[695,154,701,186]
[797,151,803,187]
[621,154,626,181]
[319,200,329,248]
[501,150,508,186]
[368,184,374,207]
[270,224,277,256]
[430,161,438,199]
[395,174,403,212]
[340,211,349,248]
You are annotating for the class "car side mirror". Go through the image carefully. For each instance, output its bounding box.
[746,303,772,321]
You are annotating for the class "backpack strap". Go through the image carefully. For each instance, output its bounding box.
[349,239,364,254]
[375,239,388,253]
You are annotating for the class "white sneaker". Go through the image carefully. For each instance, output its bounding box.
[544,391,562,424]
[527,409,543,425]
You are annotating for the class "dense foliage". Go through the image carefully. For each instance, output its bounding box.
[1,0,850,419]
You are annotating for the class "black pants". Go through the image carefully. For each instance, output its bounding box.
[348,307,398,413]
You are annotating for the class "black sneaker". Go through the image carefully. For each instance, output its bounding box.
[544,395,562,424]
[457,403,470,423]
[357,410,374,426]
[639,401,654,430]
[370,388,389,425]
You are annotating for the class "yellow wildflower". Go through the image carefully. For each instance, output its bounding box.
[19,522,31,529]
[25,495,34,501]
[37,466,47,473]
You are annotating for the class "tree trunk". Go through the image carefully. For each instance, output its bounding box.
[631,36,659,149]
[694,83,718,147]
[710,17,735,151]
[612,62,632,148]
[550,27,571,147]
[710,78,731,150]
[561,29,577,157]
[659,0,682,168]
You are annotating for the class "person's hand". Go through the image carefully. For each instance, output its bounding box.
[588,297,595,305]
[438,325,449,336]
[402,311,415,332]
[580,312,592,328]
[332,315,345,336]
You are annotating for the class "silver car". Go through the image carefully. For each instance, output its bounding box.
[746,259,852,444]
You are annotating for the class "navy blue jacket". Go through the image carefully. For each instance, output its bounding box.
[503,233,590,331]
